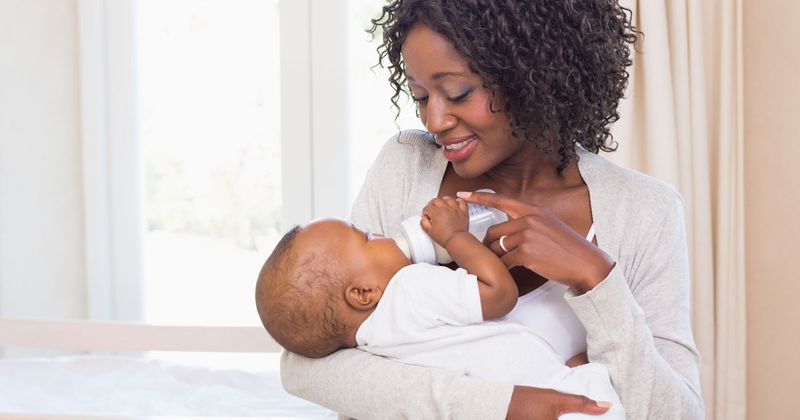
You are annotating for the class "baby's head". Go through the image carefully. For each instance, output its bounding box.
[255,218,409,358]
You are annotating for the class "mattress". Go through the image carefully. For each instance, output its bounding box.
[0,353,335,418]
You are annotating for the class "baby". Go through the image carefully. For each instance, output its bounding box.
[255,197,624,419]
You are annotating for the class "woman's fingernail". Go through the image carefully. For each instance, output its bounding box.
[456,191,471,198]
[596,401,612,408]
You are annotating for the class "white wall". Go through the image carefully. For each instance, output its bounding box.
[0,0,87,320]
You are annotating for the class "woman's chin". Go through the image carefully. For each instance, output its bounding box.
[451,161,488,179]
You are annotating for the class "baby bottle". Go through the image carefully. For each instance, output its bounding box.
[392,189,508,264]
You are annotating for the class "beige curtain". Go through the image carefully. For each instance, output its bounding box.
[609,1,746,419]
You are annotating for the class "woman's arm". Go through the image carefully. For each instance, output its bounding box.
[281,348,514,419]
[280,133,611,419]
[462,191,704,419]
[564,196,703,420]
[281,348,609,420]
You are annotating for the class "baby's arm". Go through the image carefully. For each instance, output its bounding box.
[421,197,518,320]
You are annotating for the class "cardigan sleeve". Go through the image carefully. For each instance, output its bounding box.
[281,349,514,420]
[565,194,704,420]
[279,132,515,419]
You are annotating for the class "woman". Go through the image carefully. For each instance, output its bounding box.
[281,1,704,419]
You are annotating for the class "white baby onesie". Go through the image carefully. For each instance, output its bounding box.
[356,263,625,420]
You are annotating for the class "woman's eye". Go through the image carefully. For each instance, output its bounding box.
[411,95,429,104]
[449,88,473,103]
[410,87,472,105]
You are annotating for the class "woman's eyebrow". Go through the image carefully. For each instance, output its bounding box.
[407,72,469,83]
[431,71,468,80]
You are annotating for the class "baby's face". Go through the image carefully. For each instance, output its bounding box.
[294,218,411,283]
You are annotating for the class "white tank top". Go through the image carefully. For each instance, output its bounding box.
[503,224,595,362]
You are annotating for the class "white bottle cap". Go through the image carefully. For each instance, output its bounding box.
[400,215,437,264]
[393,235,412,260]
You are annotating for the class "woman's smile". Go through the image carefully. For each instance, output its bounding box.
[438,135,478,162]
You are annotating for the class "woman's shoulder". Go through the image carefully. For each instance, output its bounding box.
[578,148,683,209]
[376,129,439,158]
[577,149,685,247]
[366,129,444,182]
[351,130,446,233]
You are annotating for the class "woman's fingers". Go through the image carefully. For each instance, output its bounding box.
[491,233,536,270]
[483,216,538,245]
[506,386,610,420]
[557,393,612,415]
[456,191,613,288]
[500,249,526,270]
[488,228,522,254]
[456,190,534,219]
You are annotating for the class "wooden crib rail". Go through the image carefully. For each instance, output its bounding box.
[0,318,281,353]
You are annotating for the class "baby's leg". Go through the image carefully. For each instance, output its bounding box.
[549,363,625,420]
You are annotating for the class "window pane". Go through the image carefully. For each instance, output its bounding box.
[346,0,424,206]
[138,0,280,326]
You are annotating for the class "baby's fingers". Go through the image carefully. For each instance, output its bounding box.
[456,198,468,212]
[420,213,433,232]
[425,197,443,208]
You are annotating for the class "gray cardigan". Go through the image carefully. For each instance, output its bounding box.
[280,130,704,420]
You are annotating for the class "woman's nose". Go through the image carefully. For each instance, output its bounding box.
[423,98,457,134]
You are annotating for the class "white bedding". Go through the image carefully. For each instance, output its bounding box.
[0,353,334,418]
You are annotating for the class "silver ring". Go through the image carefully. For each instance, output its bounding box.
[499,235,509,253]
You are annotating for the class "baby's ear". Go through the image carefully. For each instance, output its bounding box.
[344,280,382,311]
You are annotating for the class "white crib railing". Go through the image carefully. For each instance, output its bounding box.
[0,318,281,352]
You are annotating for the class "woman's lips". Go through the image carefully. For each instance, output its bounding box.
[441,136,478,162]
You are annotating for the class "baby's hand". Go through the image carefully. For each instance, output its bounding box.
[420,197,469,247]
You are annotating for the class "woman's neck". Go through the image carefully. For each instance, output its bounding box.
[483,143,582,198]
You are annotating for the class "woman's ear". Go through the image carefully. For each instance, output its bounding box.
[344,279,383,311]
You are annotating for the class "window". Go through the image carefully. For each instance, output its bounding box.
[138,0,281,326]
[86,0,426,327]
[346,0,423,206]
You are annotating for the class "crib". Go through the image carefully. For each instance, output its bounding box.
[0,318,335,419]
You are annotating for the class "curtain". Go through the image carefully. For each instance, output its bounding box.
[610,1,746,419]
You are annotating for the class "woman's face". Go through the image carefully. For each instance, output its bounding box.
[401,23,521,179]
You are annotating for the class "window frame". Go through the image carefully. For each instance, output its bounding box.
[79,0,144,321]
[78,0,351,322]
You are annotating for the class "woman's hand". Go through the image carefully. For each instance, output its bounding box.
[507,385,611,419]
[457,191,614,293]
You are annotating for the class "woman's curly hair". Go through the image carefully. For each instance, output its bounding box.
[369,0,640,172]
